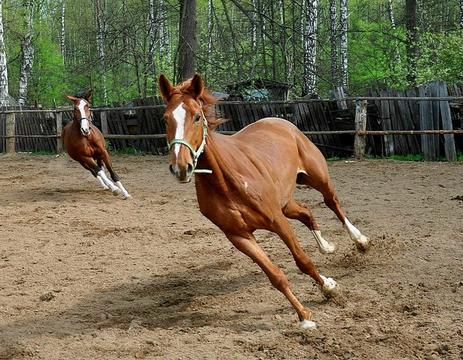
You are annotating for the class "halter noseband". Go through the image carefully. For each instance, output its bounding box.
[167,104,212,174]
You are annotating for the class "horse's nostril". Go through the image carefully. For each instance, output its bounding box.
[187,163,194,175]
[169,164,176,176]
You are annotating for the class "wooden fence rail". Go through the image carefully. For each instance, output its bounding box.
[1,90,462,160]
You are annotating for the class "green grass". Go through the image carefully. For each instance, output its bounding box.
[458,153,463,161]
[388,154,424,161]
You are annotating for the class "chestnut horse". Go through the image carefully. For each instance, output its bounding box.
[159,74,369,329]
[61,90,131,199]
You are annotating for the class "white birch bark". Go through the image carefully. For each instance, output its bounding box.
[460,0,463,28]
[387,0,401,68]
[329,0,337,86]
[94,0,107,103]
[303,0,318,96]
[0,0,9,105]
[339,0,348,91]
[18,0,34,106]
[207,0,213,57]
[148,0,157,94]
[252,0,257,50]
[60,0,65,56]
[158,0,170,61]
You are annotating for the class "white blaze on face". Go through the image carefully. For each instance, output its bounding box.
[78,99,90,133]
[172,102,186,157]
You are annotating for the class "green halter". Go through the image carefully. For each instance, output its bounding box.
[167,105,212,174]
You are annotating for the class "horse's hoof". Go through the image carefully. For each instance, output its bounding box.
[300,320,317,330]
[355,235,370,252]
[320,275,340,298]
[112,188,122,196]
[122,194,132,200]
[319,242,336,254]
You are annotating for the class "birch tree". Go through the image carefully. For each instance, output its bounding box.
[302,0,318,96]
[147,0,157,95]
[18,0,35,106]
[329,0,337,86]
[405,0,417,84]
[460,0,463,28]
[60,0,65,57]
[94,0,107,103]
[339,0,348,90]
[0,0,9,105]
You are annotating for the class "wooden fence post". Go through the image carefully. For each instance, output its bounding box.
[6,113,15,154]
[354,100,367,160]
[55,111,63,152]
[100,111,108,136]
[438,82,456,161]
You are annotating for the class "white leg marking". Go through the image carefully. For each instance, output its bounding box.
[320,274,339,297]
[172,103,186,157]
[116,181,131,199]
[297,169,308,175]
[344,218,369,249]
[311,230,336,254]
[98,170,121,195]
[300,319,317,330]
[96,175,109,190]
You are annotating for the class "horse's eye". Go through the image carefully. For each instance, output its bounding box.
[194,114,201,123]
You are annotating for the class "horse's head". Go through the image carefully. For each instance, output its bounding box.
[65,89,93,137]
[159,74,209,183]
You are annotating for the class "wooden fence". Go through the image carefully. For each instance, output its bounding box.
[1,81,462,160]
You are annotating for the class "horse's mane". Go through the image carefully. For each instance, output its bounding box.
[173,79,226,130]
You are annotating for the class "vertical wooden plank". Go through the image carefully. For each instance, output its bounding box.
[55,111,63,152]
[438,82,456,161]
[354,100,367,160]
[6,112,15,153]
[100,110,108,136]
[379,89,394,156]
[418,85,435,161]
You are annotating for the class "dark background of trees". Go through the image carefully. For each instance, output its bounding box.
[1,0,462,107]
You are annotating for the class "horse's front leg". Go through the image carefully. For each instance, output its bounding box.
[225,232,317,329]
[79,157,121,196]
[99,152,131,199]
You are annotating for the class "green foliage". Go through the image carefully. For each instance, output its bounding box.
[28,22,66,107]
[416,31,463,85]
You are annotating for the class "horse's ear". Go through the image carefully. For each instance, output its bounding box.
[82,89,92,102]
[65,95,78,103]
[190,74,204,100]
[159,74,174,103]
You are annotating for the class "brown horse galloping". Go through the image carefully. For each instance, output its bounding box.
[61,90,131,199]
[159,74,369,329]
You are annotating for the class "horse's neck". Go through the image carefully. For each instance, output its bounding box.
[196,132,240,194]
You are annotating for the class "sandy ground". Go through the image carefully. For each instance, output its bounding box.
[0,154,462,360]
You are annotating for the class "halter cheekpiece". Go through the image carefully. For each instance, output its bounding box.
[167,103,212,174]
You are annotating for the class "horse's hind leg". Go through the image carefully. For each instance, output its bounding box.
[225,232,317,329]
[99,150,131,199]
[272,216,339,298]
[300,171,370,252]
[283,199,336,254]
[80,156,121,195]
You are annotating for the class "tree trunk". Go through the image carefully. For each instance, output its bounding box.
[177,0,197,81]
[18,0,34,106]
[0,0,9,105]
[147,0,157,95]
[302,0,318,96]
[329,0,337,87]
[94,0,108,103]
[405,0,417,85]
[60,0,65,56]
[340,0,348,91]
[460,0,463,28]
[387,0,401,74]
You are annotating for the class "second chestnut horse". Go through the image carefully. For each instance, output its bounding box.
[61,90,131,199]
[159,74,369,329]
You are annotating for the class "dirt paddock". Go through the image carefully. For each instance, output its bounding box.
[0,154,462,359]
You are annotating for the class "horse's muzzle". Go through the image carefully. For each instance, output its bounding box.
[81,128,91,136]
[169,163,194,183]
